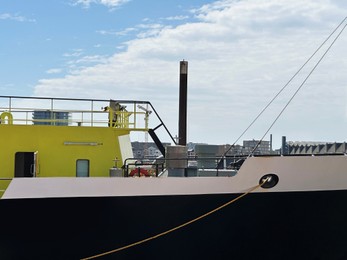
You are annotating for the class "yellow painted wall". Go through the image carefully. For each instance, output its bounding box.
[0,124,130,178]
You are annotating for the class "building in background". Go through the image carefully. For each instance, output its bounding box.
[287,141,347,155]
[33,111,70,126]
[132,141,171,159]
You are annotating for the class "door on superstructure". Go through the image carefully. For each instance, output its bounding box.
[14,151,38,177]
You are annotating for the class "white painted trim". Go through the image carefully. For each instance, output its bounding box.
[3,155,347,199]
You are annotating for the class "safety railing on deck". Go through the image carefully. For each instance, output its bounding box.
[122,156,246,177]
[0,96,143,129]
[0,96,176,143]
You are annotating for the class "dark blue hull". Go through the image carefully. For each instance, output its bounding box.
[1,190,347,260]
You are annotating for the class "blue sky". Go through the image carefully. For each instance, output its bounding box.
[1,0,347,147]
[0,0,209,94]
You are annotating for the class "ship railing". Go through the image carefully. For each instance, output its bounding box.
[123,156,247,177]
[123,158,165,177]
[0,96,175,142]
[0,107,140,128]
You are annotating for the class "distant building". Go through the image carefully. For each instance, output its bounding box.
[132,138,346,163]
[213,140,270,156]
[242,140,270,155]
[187,140,271,160]
[288,141,347,155]
[131,141,171,159]
[33,111,70,126]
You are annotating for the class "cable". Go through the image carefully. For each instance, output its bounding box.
[249,20,347,156]
[217,16,347,161]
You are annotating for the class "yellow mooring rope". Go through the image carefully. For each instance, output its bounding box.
[81,178,269,260]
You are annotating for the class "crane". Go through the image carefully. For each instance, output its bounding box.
[137,104,152,147]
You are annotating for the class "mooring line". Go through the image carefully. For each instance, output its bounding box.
[81,177,269,260]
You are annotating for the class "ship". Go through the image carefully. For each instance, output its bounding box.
[1,90,347,260]
[1,20,347,259]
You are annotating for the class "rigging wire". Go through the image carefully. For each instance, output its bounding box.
[216,16,347,164]
[249,19,347,156]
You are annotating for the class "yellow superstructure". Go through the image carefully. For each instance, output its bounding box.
[0,124,129,178]
[0,96,164,197]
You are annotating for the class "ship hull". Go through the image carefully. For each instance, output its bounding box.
[1,189,347,260]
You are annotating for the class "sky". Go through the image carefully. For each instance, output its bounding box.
[1,0,347,148]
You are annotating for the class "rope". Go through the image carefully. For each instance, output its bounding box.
[81,177,269,260]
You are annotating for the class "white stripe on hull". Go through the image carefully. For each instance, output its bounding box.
[3,155,347,199]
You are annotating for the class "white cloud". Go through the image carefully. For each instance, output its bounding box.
[0,13,36,22]
[97,27,137,36]
[100,0,130,8]
[165,15,189,21]
[136,24,171,38]
[68,55,108,67]
[63,49,84,58]
[34,0,347,146]
[46,68,63,74]
[97,24,170,38]
[72,0,130,9]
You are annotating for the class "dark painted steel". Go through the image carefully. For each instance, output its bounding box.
[178,60,188,146]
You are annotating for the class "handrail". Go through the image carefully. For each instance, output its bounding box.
[0,95,150,103]
[0,95,176,143]
[122,155,245,177]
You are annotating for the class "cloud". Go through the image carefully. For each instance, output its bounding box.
[97,27,137,36]
[66,55,108,72]
[97,24,170,38]
[63,49,84,58]
[136,23,171,38]
[165,15,189,21]
[34,0,347,146]
[46,68,63,74]
[72,0,130,9]
[0,13,36,22]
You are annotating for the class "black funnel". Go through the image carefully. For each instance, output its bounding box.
[178,60,188,146]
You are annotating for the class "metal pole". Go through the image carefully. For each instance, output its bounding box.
[178,60,188,146]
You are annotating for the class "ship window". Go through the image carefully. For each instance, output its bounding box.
[76,159,89,177]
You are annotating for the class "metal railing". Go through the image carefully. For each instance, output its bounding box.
[0,95,176,143]
[122,156,246,177]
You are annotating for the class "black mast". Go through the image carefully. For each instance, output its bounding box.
[178,60,188,146]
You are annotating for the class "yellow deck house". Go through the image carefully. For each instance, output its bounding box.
[0,96,165,196]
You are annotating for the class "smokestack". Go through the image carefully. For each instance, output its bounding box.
[178,60,188,146]
[270,134,273,152]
